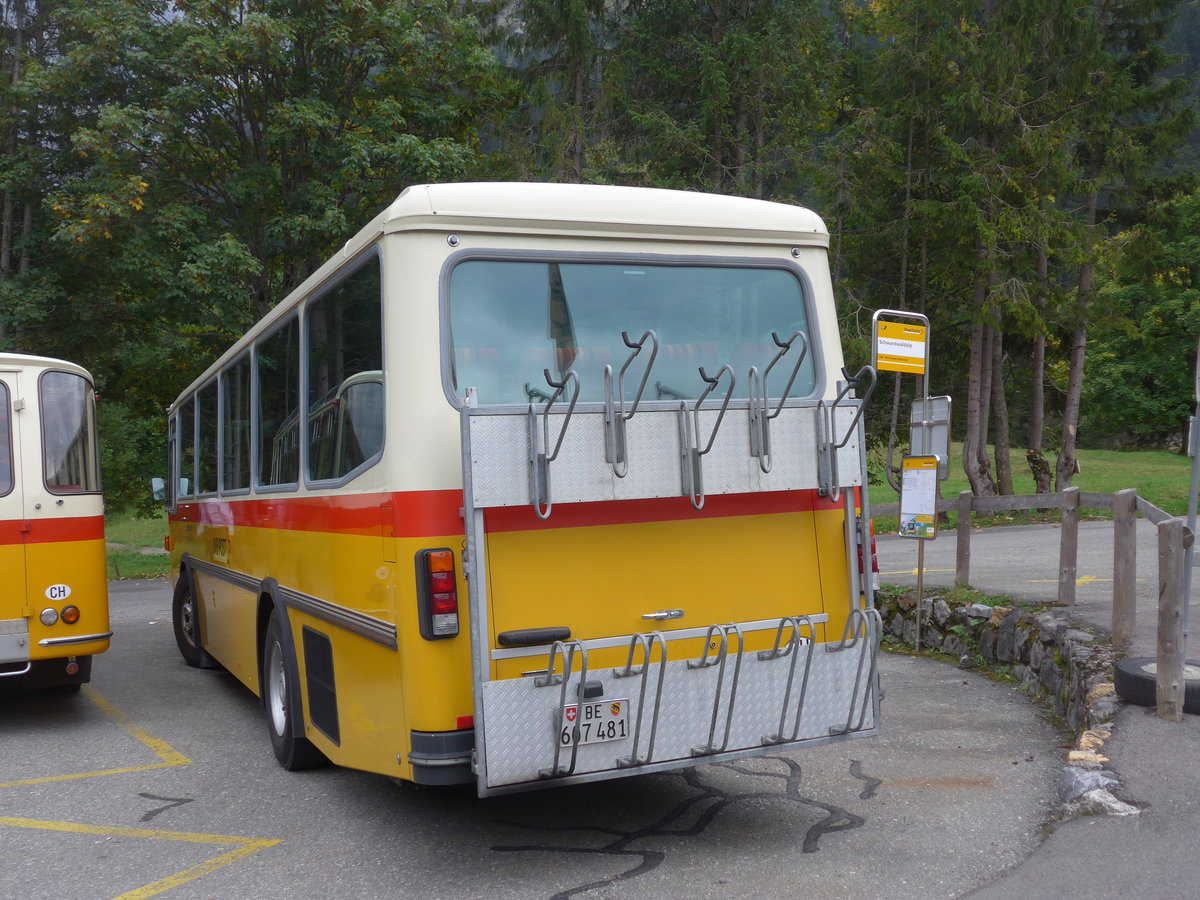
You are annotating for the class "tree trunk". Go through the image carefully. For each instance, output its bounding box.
[991,327,1013,494]
[1055,192,1098,490]
[963,270,997,495]
[1026,240,1052,493]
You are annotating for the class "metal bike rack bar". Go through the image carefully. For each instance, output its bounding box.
[527,369,580,520]
[748,331,810,474]
[604,330,659,478]
[613,631,669,768]
[826,608,882,735]
[688,622,744,755]
[678,365,735,510]
[817,365,878,501]
[536,639,590,778]
[758,615,817,744]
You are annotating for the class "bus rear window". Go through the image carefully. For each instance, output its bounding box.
[41,370,101,493]
[447,260,815,405]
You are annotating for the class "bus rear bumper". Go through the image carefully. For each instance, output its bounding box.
[408,729,475,786]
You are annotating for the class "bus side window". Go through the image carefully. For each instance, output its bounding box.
[197,379,219,495]
[257,318,301,487]
[222,354,252,491]
[306,255,383,482]
[177,397,195,499]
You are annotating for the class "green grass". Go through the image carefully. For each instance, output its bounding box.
[105,509,170,579]
[870,442,1196,531]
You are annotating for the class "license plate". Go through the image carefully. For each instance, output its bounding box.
[559,698,629,746]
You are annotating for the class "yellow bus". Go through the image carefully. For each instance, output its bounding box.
[165,183,881,795]
[0,353,110,692]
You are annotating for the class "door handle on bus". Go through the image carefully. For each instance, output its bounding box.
[642,609,684,621]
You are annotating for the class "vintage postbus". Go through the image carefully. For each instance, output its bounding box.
[165,183,881,796]
[0,353,110,692]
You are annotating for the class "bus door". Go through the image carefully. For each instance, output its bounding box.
[0,368,31,678]
[459,380,881,796]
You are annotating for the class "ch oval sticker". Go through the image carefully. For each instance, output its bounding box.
[45,584,72,601]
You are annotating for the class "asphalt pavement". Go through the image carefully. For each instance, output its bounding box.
[877,520,1200,898]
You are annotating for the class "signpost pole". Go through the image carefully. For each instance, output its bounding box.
[1184,336,1200,658]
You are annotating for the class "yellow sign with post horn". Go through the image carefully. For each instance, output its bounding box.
[875,320,928,375]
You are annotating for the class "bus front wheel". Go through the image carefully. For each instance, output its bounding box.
[172,574,219,669]
[263,611,327,771]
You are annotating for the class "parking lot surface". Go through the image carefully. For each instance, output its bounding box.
[0,579,1065,899]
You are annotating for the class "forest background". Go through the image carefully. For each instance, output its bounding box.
[0,0,1197,514]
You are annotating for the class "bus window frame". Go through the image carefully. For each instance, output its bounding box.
[253,313,302,494]
[176,396,196,501]
[438,248,826,411]
[303,247,386,491]
[220,351,253,497]
[0,379,13,499]
[196,375,220,498]
[166,411,178,513]
[38,367,102,496]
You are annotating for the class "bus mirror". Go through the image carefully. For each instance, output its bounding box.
[151,477,166,502]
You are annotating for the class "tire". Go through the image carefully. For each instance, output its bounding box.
[263,611,327,771]
[1114,657,1200,715]
[172,572,220,669]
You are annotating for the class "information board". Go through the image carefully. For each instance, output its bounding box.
[899,455,939,540]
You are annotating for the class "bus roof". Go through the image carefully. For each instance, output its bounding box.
[0,353,94,380]
[376,182,828,245]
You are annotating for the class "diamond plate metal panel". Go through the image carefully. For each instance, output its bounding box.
[466,403,864,510]
[479,640,877,789]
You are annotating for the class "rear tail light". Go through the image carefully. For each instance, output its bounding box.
[416,548,459,640]
[857,519,880,594]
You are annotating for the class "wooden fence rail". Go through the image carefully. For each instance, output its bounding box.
[873,487,1194,722]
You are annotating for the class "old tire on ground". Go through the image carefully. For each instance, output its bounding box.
[263,611,327,771]
[1113,657,1200,714]
[172,573,219,669]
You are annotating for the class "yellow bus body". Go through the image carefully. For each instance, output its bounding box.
[166,184,880,794]
[0,354,110,692]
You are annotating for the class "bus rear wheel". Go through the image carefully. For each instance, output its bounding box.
[172,574,219,669]
[263,611,327,771]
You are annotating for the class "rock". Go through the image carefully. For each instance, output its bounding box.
[933,599,952,626]
[1066,788,1140,818]
[964,604,993,620]
[1058,766,1118,803]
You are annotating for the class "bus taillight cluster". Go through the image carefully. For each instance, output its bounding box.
[416,549,459,640]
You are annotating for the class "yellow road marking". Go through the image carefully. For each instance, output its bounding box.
[0,816,281,900]
[880,568,956,576]
[82,685,191,765]
[0,685,190,789]
[1028,575,1113,586]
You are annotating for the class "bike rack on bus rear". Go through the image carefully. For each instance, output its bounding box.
[459,351,881,796]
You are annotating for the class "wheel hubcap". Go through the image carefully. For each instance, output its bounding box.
[181,601,197,646]
[268,641,288,737]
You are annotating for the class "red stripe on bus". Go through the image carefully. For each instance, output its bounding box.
[168,487,852,539]
[0,515,105,545]
[482,490,843,533]
[171,490,465,538]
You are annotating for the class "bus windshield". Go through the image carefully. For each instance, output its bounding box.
[40,370,101,493]
[448,260,815,405]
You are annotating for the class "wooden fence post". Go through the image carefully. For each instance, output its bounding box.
[1157,518,1186,722]
[956,490,972,588]
[1058,486,1080,606]
[1112,489,1137,647]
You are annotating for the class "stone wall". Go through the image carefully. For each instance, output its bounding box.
[875,592,1121,733]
